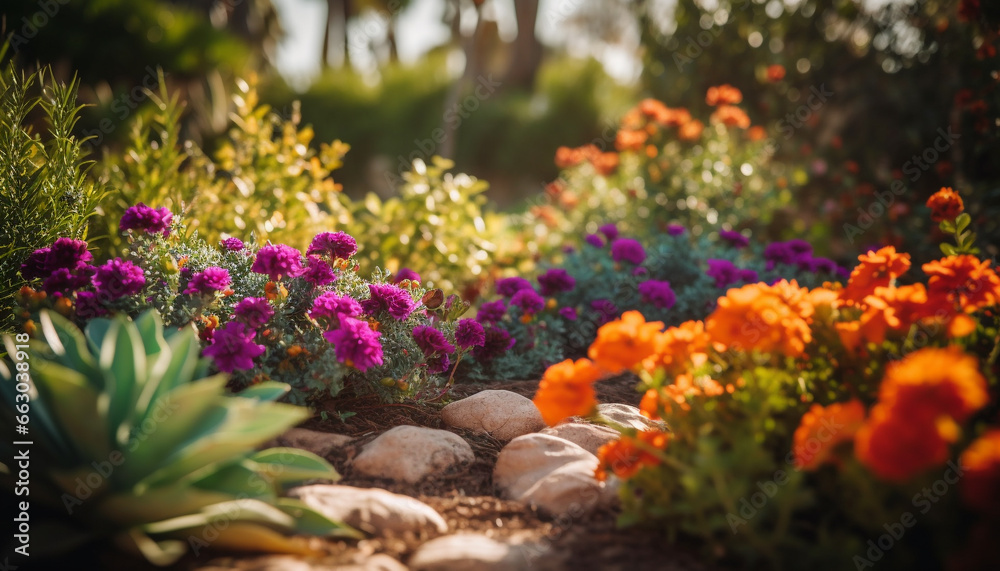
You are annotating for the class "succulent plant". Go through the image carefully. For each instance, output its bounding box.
[0,309,358,565]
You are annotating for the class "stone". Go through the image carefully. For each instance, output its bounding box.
[441,390,545,441]
[335,554,409,571]
[408,534,543,571]
[236,557,334,571]
[352,425,474,483]
[267,427,353,458]
[595,403,668,432]
[493,433,613,517]
[288,484,449,535]
[540,422,620,455]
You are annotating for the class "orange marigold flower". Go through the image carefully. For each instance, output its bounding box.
[589,311,663,373]
[922,255,1000,313]
[533,358,603,426]
[793,400,866,470]
[678,119,704,141]
[877,346,988,424]
[834,320,864,353]
[960,430,1000,512]
[661,107,692,128]
[855,402,953,482]
[590,152,620,176]
[926,187,964,222]
[839,246,911,306]
[705,280,814,357]
[554,146,583,168]
[766,64,786,82]
[595,429,669,481]
[616,129,648,152]
[644,320,709,373]
[706,84,743,106]
[638,98,671,123]
[710,105,751,129]
[746,125,767,141]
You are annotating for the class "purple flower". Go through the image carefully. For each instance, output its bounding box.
[476,300,507,323]
[307,231,358,259]
[666,224,686,236]
[807,257,839,275]
[120,203,173,237]
[92,258,146,301]
[706,259,742,289]
[632,267,648,277]
[473,327,516,362]
[426,354,450,374]
[323,317,383,371]
[75,291,107,319]
[610,238,646,265]
[537,269,576,296]
[412,325,456,356]
[591,299,618,325]
[598,223,619,241]
[47,238,93,271]
[584,234,605,248]
[786,240,813,257]
[221,237,245,251]
[562,245,577,254]
[393,267,421,283]
[251,244,304,281]
[43,267,93,296]
[310,292,362,324]
[719,230,749,249]
[559,306,578,321]
[302,256,337,287]
[203,321,266,373]
[361,283,416,321]
[455,318,486,349]
[739,269,759,283]
[496,277,533,297]
[183,267,231,295]
[234,297,274,329]
[638,280,676,309]
[20,248,52,281]
[510,289,545,314]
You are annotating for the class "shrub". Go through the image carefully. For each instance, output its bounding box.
[15,205,477,405]
[0,309,356,565]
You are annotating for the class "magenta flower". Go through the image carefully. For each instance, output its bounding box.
[221,237,245,251]
[706,259,742,288]
[412,325,455,356]
[610,238,646,265]
[310,292,362,324]
[75,291,107,319]
[739,269,760,283]
[559,306,578,321]
[251,244,304,281]
[203,321,265,373]
[666,224,686,236]
[183,267,231,295]
[638,280,676,309]
[393,267,421,283]
[598,223,619,241]
[473,327,516,362]
[302,255,337,287]
[496,277,533,297]
[807,257,839,275]
[764,240,813,270]
[476,300,507,323]
[426,354,450,374]
[120,203,173,237]
[48,238,93,271]
[632,267,648,277]
[92,258,146,301]
[719,230,750,249]
[510,289,545,314]
[584,234,605,248]
[361,283,416,320]
[307,231,358,259]
[19,248,52,281]
[323,317,383,371]
[233,297,274,329]
[591,299,618,325]
[537,268,576,296]
[455,318,485,349]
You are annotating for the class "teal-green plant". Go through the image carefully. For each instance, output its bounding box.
[0,309,357,565]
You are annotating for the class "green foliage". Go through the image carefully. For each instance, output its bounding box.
[0,309,356,565]
[99,74,353,254]
[0,52,108,331]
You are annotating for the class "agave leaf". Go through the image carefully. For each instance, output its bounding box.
[29,359,111,462]
[115,529,188,567]
[133,311,174,416]
[38,311,103,390]
[274,497,362,538]
[98,316,147,448]
[138,328,201,424]
[236,381,291,402]
[141,498,296,534]
[188,460,277,501]
[120,375,230,485]
[84,317,113,354]
[134,310,168,359]
[0,350,77,462]
[137,402,310,489]
[164,522,322,557]
[248,448,340,485]
[97,485,240,527]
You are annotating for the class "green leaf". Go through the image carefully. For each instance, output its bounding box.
[236,381,291,402]
[955,212,971,233]
[274,498,361,538]
[189,460,276,501]
[29,359,111,462]
[248,447,340,484]
[99,316,147,448]
[39,311,103,390]
[938,220,955,234]
[940,243,957,256]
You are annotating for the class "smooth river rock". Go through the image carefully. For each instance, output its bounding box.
[288,484,449,535]
[441,390,546,441]
[352,425,475,483]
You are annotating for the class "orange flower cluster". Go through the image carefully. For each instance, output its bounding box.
[532,358,604,426]
[960,430,1000,512]
[554,144,619,175]
[926,187,964,222]
[595,429,669,481]
[588,311,664,373]
[923,255,1000,313]
[710,105,752,129]
[706,84,743,106]
[705,280,816,357]
[793,400,866,470]
[615,98,701,152]
[640,372,729,417]
[839,246,911,305]
[766,64,786,82]
[644,319,710,374]
[855,347,989,481]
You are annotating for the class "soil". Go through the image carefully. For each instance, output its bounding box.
[32,375,725,571]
